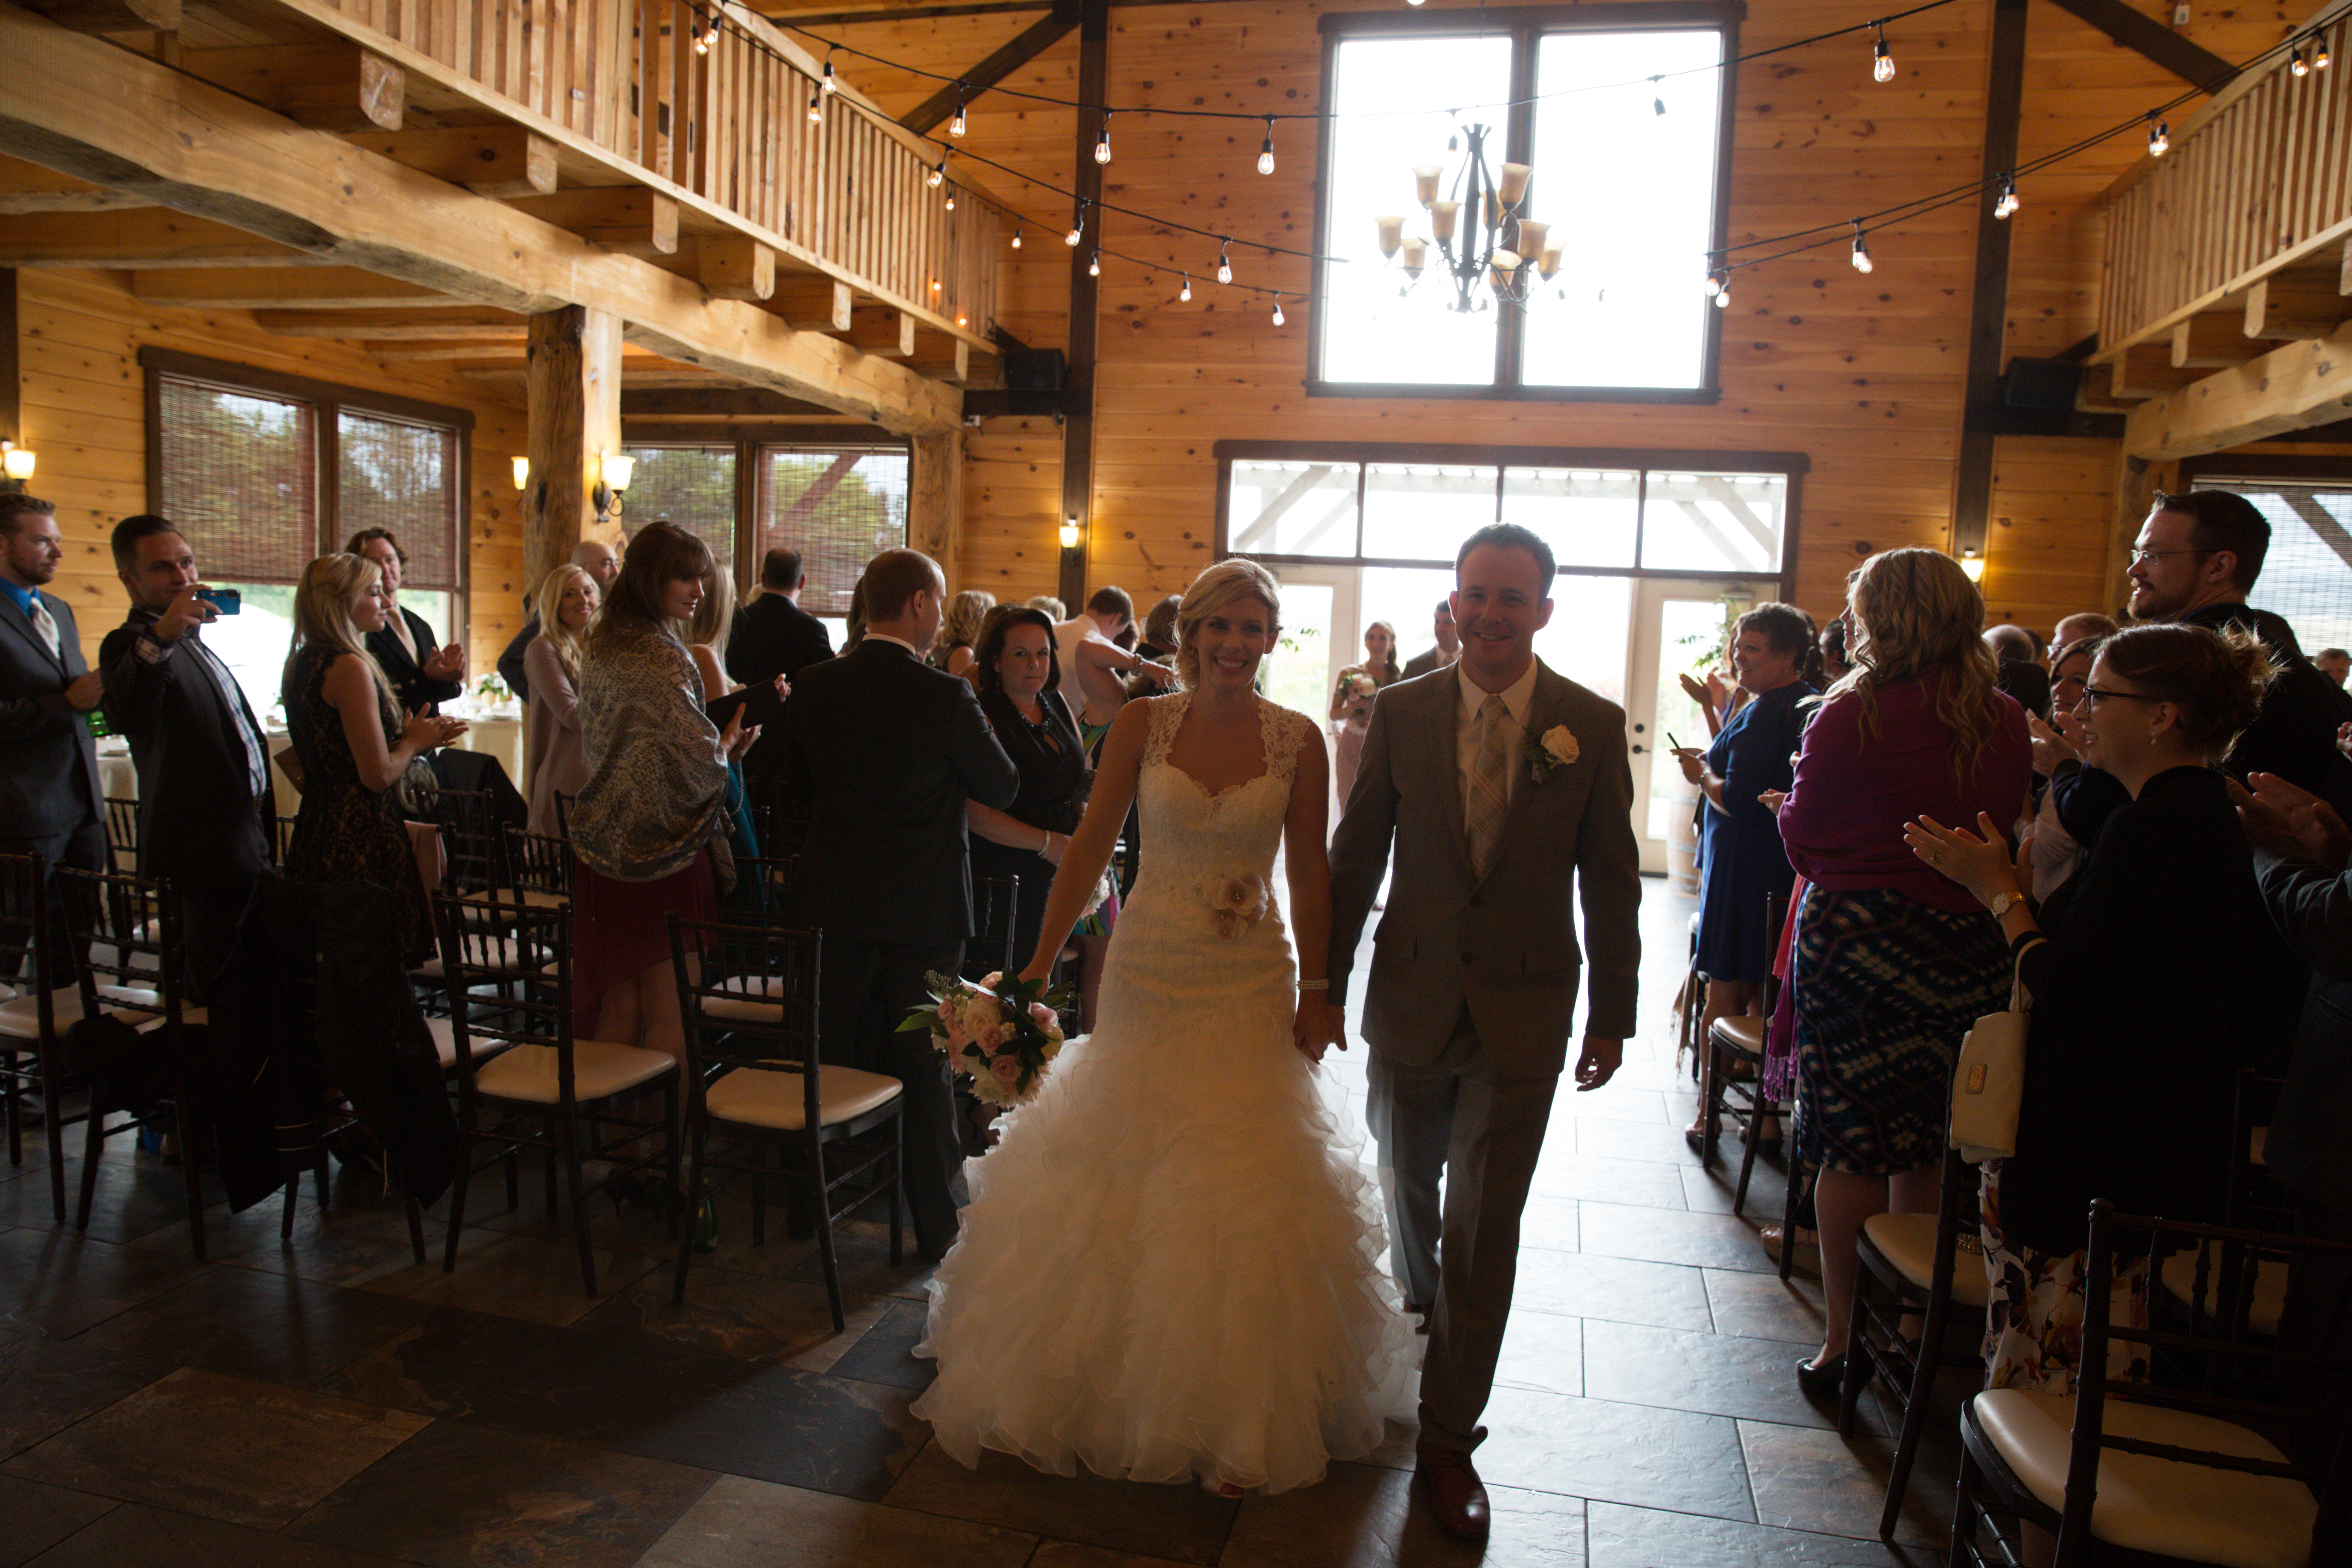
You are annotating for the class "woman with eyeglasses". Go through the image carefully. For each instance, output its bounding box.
[1907,622,2299,1393]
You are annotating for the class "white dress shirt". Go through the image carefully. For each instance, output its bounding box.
[1455,658,1540,818]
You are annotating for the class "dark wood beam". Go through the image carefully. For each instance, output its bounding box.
[900,0,1080,136]
[2041,0,2236,89]
[622,388,841,420]
[1952,0,2029,557]
[1058,0,1106,609]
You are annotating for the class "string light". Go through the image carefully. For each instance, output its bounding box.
[945,187,956,211]
[806,88,822,123]
[1179,273,1192,302]
[1216,239,1233,285]
[1010,226,1022,250]
[1067,199,1086,246]
[1652,77,1667,115]
[821,49,838,92]
[691,19,710,55]
[2147,115,2169,156]
[1095,114,1113,166]
[1258,116,1277,176]
[1271,294,1285,326]
[1850,220,1873,273]
[928,157,946,188]
[1702,271,1721,297]
[1994,172,2019,218]
[2316,33,2333,69]
[2291,41,2309,76]
[1872,21,1895,80]
[1712,272,1731,306]
[949,86,968,137]
[1089,249,1102,278]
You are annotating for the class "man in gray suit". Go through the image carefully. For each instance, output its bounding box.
[0,496,107,959]
[1327,521,1642,1542]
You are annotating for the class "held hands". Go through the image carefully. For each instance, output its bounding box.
[1573,1036,1623,1092]
[1292,993,1346,1066]
[1758,789,1787,816]
[401,707,467,749]
[1903,812,2029,907]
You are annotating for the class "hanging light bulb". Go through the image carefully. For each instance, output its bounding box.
[949,88,968,137]
[2315,33,2332,69]
[1216,240,1233,285]
[1271,294,1285,327]
[928,157,945,188]
[1094,115,1113,166]
[2291,40,2309,76]
[945,187,956,211]
[1179,273,1192,303]
[1702,271,1721,297]
[2147,115,2170,156]
[1850,221,1873,273]
[1258,116,1276,176]
[691,20,710,55]
[1994,172,2019,218]
[1066,200,1085,247]
[821,50,837,92]
[1714,273,1731,307]
[806,88,822,124]
[1088,250,1101,278]
[1873,21,1895,81]
[1010,226,1023,250]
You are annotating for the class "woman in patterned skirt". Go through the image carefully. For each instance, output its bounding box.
[1776,548,2032,1398]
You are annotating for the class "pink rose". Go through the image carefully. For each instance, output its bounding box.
[943,1011,968,1051]
[989,1057,1022,1087]
[978,1023,1006,1050]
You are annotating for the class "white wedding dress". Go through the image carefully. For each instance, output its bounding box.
[911,692,1415,1493]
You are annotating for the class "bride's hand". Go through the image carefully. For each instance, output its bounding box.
[1292,995,1343,1065]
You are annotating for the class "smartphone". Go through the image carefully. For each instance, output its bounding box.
[193,586,241,616]
[1666,731,1685,752]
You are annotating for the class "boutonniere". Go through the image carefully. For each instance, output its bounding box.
[1525,724,1579,782]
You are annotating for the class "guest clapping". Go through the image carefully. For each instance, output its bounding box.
[523,563,597,837]
[1908,623,2296,1391]
[1776,547,2031,1399]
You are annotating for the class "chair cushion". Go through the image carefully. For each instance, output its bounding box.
[1708,1015,1766,1057]
[0,983,163,1040]
[1861,1211,1991,1310]
[475,1039,677,1104]
[425,1016,520,1071]
[1971,1388,2315,1568]
[2157,1248,2287,1338]
[706,1064,901,1132]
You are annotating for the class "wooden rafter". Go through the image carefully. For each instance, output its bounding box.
[899,0,1081,135]
[2123,320,2352,458]
[2042,0,2237,89]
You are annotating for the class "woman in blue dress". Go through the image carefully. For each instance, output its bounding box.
[1671,603,1819,1150]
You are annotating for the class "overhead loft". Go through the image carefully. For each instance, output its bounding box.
[2085,0,2352,457]
[0,0,1000,430]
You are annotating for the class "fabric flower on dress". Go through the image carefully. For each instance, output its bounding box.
[1203,873,1271,939]
[1524,724,1579,783]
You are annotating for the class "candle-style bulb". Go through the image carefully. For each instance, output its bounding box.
[1271,295,1285,327]
[1179,273,1191,303]
[1258,117,1276,176]
[2147,116,2169,156]
[1872,24,1894,82]
[1850,225,1873,273]
[928,158,945,188]
[949,92,968,137]
[1216,241,1233,285]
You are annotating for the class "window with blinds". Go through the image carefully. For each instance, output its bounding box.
[755,447,910,620]
[155,377,318,584]
[2190,478,2352,657]
[619,444,738,575]
[339,410,462,593]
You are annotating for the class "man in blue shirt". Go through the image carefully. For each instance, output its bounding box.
[0,496,107,962]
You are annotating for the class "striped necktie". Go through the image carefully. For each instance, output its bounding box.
[28,597,61,660]
[1466,693,1510,878]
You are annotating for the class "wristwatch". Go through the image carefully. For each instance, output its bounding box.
[1988,890,2021,917]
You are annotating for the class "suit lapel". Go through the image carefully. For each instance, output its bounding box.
[1,590,65,675]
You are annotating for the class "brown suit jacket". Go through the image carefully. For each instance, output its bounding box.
[1327,661,1642,1078]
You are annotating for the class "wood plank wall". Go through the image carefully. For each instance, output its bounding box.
[828,0,2317,635]
[14,267,529,681]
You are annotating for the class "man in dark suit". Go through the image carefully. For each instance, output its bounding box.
[780,548,1017,1260]
[1400,598,1460,680]
[99,515,273,995]
[349,528,465,715]
[732,546,835,790]
[496,537,619,702]
[0,495,107,957]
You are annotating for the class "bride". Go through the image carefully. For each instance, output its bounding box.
[911,557,1414,1495]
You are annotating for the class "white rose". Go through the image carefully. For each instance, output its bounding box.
[1541,726,1580,766]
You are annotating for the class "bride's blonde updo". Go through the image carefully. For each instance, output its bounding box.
[1174,558,1283,689]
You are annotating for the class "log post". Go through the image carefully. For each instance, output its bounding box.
[524,305,622,591]
[910,428,964,580]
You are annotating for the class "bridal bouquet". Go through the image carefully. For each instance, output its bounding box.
[900,970,1075,1107]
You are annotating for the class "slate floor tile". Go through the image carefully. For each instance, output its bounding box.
[1702,1269,1828,1348]
[18,1501,414,1567]
[0,1326,172,1461]
[636,1473,1038,1568]
[1559,1086,1671,1125]
[1527,1152,1690,1211]
[1586,1500,1938,1567]
[1571,1119,1716,1166]
[827,1296,937,1390]
[0,1472,114,1568]
[600,1363,928,1500]
[0,1150,225,1246]
[1581,1320,1886,1433]
[0,1227,209,1339]
[73,1264,432,1389]
[1681,1158,1791,1219]
[1475,1385,1754,1522]
[1220,1461,1586,1568]
[3,1366,427,1529]
[1737,1420,1951,1547]
[1026,1547,1205,1568]
[1511,1250,1714,1332]
[583,1260,894,1369]
[345,1226,660,1326]
[287,1418,718,1568]
[1579,1202,1779,1275]
[132,1191,430,1286]
[1494,1310,1583,1397]
[880,1442,1238,1565]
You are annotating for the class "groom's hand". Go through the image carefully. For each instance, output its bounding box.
[1572,1036,1622,1093]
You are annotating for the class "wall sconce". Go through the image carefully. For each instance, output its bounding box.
[593,451,635,523]
[0,438,34,492]
[1959,545,1986,583]
[1059,515,1081,550]
[510,456,530,492]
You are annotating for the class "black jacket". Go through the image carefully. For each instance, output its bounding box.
[99,608,271,892]
[731,592,835,781]
[366,604,463,717]
[780,639,1018,946]
[2252,839,2352,1216]
[2002,767,2301,1255]
[496,611,539,702]
[2052,602,2352,850]
[0,584,103,844]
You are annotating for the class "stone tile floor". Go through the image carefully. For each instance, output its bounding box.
[0,883,1965,1566]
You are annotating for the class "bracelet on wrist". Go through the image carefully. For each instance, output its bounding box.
[1297,979,1329,992]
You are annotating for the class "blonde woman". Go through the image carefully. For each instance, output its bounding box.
[914,557,1412,1498]
[280,552,467,963]
[1328,619,1400,803]
[1776,547,2033,1398]
[935,588,995,682]
[523,563,597,836]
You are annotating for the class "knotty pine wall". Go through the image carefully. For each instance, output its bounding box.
[14,267,529,680]
[824,0,2311,639]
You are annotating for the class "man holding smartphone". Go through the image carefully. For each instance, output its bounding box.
[100,514,272,996]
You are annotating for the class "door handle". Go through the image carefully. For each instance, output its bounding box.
[1630,744,1646,754]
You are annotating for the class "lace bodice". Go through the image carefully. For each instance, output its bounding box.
[1130,693,1313,920]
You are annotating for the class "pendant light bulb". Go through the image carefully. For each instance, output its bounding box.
[1271,295,1285,327]
[1216,241,1233,285]
[1872,23,1895,82]
[1011,227,1023,250]
[2315,34,2332,69]
[691,21,710,55]
[2291,42,2309,76]
[949,90,968,138]
[945,188,956,211]
[1702,271,1721,297]
[806,89,822,123]
[1179,273,1192,303]
[1258,117,1276,176]
[1088,250,1101,279]
[1994,172,2019,219]
[2147,116,2170,156]
[1653,95,1667,116]
[1094,118,1113,166]
[821,51,837,92]
[1713,275,1731,307]
[928,158,945,188]
[1067,201,1085,247]
[1850,223,1872,273]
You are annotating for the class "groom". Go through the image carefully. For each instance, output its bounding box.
[1327,521,1642,1541]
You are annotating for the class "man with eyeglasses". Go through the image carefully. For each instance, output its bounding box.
[2046,489,2352,856]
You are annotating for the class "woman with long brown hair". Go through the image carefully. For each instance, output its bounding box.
[1776,547,2032,1397]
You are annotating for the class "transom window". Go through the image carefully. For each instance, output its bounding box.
[1314,4,1735,398]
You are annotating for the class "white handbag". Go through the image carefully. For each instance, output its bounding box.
[1949,936,2044,1164]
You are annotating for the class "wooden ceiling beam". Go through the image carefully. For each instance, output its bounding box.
[181,43,404,133]
[2127,320,2352,458]
[0,208,322,266]
[0,153,156,213]
[898,0,1080,136]
[132,267,462,307]
[16,0,174,31]
[361,337,527,358]
[0,1,959,432]
[844,307,916,358]
[698,236,776,302]
[343,126,558,198]
[254,306,530,337]
[2041,0,2237,90]
[774,275,852,332]
[504,187,679,258]
[2170,312,2258,369]
[2245,270,2352,343]
[621,387,841,419]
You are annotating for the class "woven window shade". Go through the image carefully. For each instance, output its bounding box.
[756,447,910,619]
[156,375,318,584]
[338,410,461,591]
[621,446,737,570]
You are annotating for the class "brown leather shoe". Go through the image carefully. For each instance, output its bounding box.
[1415,1442,1491,1542]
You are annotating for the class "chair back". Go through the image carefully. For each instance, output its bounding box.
[273,815,298,867]
[432,787,501,894]
[52,866,182,1028]
[501,824,572,903]
[430,892,571,1096]
[0,851,52,1004]
[668,913,823,1127]
[551,790,575,844]
[971,873,1020,976]
[103,797,139,873]
[731,853,799,915]
[2065,1202,2352,1562]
